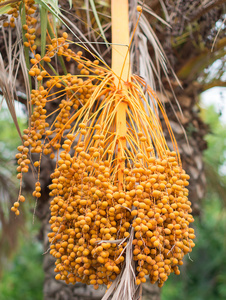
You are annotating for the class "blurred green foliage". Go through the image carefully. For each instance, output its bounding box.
[0,103,26,155]
[162,105,226,300]
[0,228,44,300]
[0,104,44,300]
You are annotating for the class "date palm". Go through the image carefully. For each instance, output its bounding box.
[0,0,226,299]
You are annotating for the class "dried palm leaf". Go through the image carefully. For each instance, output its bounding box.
[0,54,23,141]
[102,228,139,300]
[129,1,190,148]
[0,17,31,140]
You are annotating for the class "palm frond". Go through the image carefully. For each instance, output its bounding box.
[129,1,190,150]
[0,54,23,141]
[129,0,181,94]
[0,0,19,10]
[89,0,109,47]
[0,17,31,141]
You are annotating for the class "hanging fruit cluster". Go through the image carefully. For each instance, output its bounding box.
[2,0,37,29]
[6,0,196,291]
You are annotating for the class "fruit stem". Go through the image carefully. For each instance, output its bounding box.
[111,0,130,190]
[111,0,130,84]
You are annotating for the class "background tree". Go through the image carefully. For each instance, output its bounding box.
[162,105,226,300]
[0,0,226,299]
